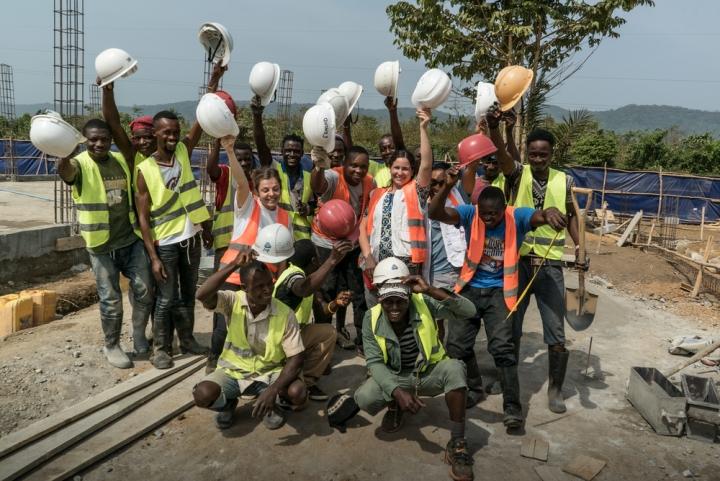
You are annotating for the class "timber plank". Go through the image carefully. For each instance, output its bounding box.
[616,211,643,247]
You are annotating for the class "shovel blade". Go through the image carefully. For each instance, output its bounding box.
[565,287,598,331]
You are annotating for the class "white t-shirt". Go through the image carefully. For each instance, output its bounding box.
[231,193,293,242]
[156,158,201,246]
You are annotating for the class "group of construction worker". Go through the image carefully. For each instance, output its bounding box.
[62,63,582,481]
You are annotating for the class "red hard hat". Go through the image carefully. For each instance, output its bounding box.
[457,133,497,166]
[214,90,237,116]
[317,199,356,240]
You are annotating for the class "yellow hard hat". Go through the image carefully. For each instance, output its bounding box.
[494,65,533,111]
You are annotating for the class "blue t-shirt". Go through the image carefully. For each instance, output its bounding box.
[455,205,535,288]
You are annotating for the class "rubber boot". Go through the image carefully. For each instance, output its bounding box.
[175,307,209,355]
[464,355,485,408]
[131,309,150,355]
[101,316,133,369]
[151,314,174,370]
[498,366,523,428]
[547,349,569,414]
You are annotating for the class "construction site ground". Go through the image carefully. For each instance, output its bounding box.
[2,210,720,479]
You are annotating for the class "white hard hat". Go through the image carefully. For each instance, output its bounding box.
[338,81,363,116]
[374,61,401,99]
[303,103,336,152]
[373,257,410,286]
[196,92,239,138]
[249,61,281,107]
[317,88,350,127]
[253,223,295,263]
[197,22,233,67]
[411,69,452,110]
[474,81,498,122]
[30,111,86,158]
[95,48,138,88]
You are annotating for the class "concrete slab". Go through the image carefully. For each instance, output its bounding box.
[0,181,57,234]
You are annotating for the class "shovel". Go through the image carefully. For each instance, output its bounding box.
[565,187,598,331]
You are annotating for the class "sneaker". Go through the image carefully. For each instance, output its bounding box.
[380,403,404,433]
[103,345,133,369]
[445,438,474,481]
[308,385,329,401]
[241,381,267,400]
[336,328,355,350]
[150,350,173,370]
[214,398,239,430]
[262,408,287,430]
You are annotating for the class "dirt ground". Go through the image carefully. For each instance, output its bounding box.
[2,242,720,480]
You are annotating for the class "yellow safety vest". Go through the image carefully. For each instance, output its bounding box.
[71,151,138,248]
[217,292,291,379]
[132,152,147,192]
[515,165,566,260]
[273,264,313,326]
[275,161,312,240]
[212,172,234,250]
[370,294,446,372]
[371,164,391,188]
[136,143,210,242]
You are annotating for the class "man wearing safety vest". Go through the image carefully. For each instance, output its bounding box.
[368,96,407,188]
[310,145,375,350]
[267,235,352,401]
[430,175,567,428]
[135,110,213,370]
[350,257,476,481]
[194,256,307,431]
[57,119,153,369]
[252,96,315,241]
[488,110,581,414]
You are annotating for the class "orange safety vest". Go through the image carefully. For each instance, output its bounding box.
[220,198,290,285]
[454,206,519,311]
[311,167,374,240]
[366,180,426,264]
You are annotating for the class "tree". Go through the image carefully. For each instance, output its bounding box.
[666,134,720,176]
[544,109,596,165]
[622,130,669,170]
[569,129,619,167]
[386,0,654,134]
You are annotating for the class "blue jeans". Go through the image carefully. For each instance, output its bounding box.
[88,239,154,347]
[153,233,202,353]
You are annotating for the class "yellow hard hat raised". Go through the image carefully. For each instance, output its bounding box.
[494,65,533,111]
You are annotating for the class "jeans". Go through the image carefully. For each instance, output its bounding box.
[314,245,367,346]
[513,257,566,347]
[154,233,202,353]
[88,239,154,347]
[210,247,228,357]
[446,286,516,368]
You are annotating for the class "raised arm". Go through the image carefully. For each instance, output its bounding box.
[461,160,479,197]
[220,135,250,208]
[386,96,405,151]
[206,138,222,182]
[196,249,254,309]
[486,108,515,176]
[310,147,330,195]
[415,108,433,188]
[342,115,353,148]
[251,96,273,166]
[100,81,134,168]
[290,241,352,297]
[57,150,79,184]
[428,166,461,225]
[503,110,521,163]
[184,63,226,153]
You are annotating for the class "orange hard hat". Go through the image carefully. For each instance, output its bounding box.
[214,90,237,116]
[316,199,357,240]
[457,133,498,167]
[494,65,533,111]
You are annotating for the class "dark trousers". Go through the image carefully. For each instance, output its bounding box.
[314,245,367,346]
[446,286,517,368]
[154,233,201,353]
[210,247,228,357]
[513,257,566,347]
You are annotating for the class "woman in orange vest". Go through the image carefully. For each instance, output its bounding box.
[358,109,434,303]
[429,169,566,429]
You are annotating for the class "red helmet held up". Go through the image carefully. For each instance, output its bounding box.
[316,199,356,240]
[457,133,497,166]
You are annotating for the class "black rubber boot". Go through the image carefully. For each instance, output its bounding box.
[547,349,569,414]
[175,307,209,355]
[150,314,173,370]
[464,355,485,408]
[498,366,523,428]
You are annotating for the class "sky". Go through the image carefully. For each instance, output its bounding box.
[1,0,719,113]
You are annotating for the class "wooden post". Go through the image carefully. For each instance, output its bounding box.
[656,167,663,220]
[700,205,706,241]
[690,235,714,298]
[646,219,656,246]
[596,163,608,254]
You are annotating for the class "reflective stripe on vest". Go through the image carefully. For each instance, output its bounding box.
[219,291,290,379]
[273,264,313,326]
[220,200,291,286]
[454,206,519,311]
[277,164,312,241]
[515,165,566,260]
[369,293,446,372]
[311,167,373,240]
[366,181,427,263]
[136,143,210,242]
[71,151,137,248]
[212,172,234,250]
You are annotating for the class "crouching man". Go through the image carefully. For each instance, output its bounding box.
[193,255,306,430]
[354,257,477,481]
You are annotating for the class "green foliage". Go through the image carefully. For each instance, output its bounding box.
[569,129,619,167]
[666,134,720,176]
[545,109,596,165]
[622,130,669,170]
